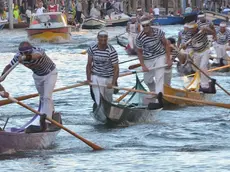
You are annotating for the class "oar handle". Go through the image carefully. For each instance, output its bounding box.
[0,62,19,82]
[3,93,103,150]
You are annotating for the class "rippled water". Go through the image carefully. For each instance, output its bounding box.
[0,25,230,172]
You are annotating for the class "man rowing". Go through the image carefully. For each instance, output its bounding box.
[177,23,189,47]
[86,30,119,105]
[1,41,58,126]
[213,22,230,66]
[136,17,171,95]
[126,17,139,50]
[183,22,216,93]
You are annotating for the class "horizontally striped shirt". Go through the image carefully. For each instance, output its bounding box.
[191,30,209,52]
[197,20,213,29]
[136,28,166,60]
[10,47,56,76]
[178,30,187,45]
[171,49,179,60]
[184,30,193,48]
[87,43,118,77]
[216,28,230,45]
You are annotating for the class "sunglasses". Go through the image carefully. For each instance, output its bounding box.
[142,24,150,28]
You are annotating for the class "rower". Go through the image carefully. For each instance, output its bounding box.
[213,22,230,66]
[1,41,58,125]
[86,30,119,105]
[126,17,138,49]
[177,23,189,47]
[0,84,9,98]
[183,22,216,93]
[135,17,172,95]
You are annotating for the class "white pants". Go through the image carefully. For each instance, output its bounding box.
[213,42,228,63]
[164,68,172,86]
[144,55,165,93]
[128,33,137,49]
[33,68,57,119]
[193,49,210,88]
[91,75,114,105]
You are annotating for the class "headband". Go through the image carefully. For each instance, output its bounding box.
[98,30,108,36]
[141,20,151,25]
[220,23,227,27]
[198,14,205,18]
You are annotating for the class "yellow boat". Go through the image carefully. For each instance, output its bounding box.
[26,12,71,42]
[163,72,213,107]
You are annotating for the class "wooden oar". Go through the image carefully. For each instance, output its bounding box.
[186,64,230,77]
[0,62,19,82]
[119,58,138,64]
[0,92,103,150]
[0,82,88,106]
[187,55,230,96]
[115,79,144,103]
[128,63,141,70]
[91,84,230,109]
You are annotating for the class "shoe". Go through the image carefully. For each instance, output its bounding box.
[147,92,164,110]
[199,79,216,94]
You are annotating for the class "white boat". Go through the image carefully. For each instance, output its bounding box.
[105,12,130,27]
[0,19,8,30]
[82,17,106,29]
[26,12,71,42]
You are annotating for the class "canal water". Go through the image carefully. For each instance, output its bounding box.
[0,26,230,171]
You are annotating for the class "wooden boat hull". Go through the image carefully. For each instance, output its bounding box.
[163,84,212,107]
[26,27,71,42]
[0,130,60,154]
[4,22,29,29]
[82,18,106,29]
[93,97,162,126]
[106,19,129,27]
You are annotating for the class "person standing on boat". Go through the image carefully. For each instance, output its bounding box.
[185,4,192,14]
[86,30,119,105]
[136,17,171,94]
[177,23,189,47]
[1,41,58,121]
[126,17,139,49]
[213,22,230,65]
[0,84,9,98]
[153,6,160,18]
[75,0,82,23]
[183,22,216,93]
[197,13,213,29]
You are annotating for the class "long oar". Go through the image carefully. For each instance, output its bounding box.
[119,58,138,64]
[0,82,88,106]
[0,62,19,82]
[0,92,103,150]
[115,79,144,103]
[129,63,141,70]
[186,64,230,77]
[187,55,230,96]
[91,84,230,109]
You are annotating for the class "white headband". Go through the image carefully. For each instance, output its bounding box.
[98,30,108,36]
[137,8,142,11]
[198,14,205,18]
[184,23,189,27]
[220,23,227,27]
[141,20,151,25]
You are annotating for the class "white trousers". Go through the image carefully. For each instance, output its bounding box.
[91,75,113,105]
[193,49,210,88]
[213,42,228,63]
[144,55,165,93]
[33,68,57,119]
[164,68,172,86]
[128,33,137,49]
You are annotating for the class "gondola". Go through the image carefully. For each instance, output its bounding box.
[92,75,163,126]
[0,113,61,154]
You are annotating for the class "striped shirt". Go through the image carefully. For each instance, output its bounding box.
[191,30,209,52]
[184,30,193,48]
[136,28,166,60]
[10,47,56,76]
[216,28,230,45]
[171,49,179,60]
[178,30,187,45]
[197,20,213,29]
[87,43,118,77]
